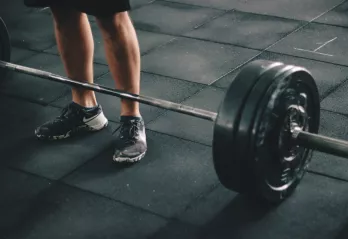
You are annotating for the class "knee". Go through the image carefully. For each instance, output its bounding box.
[96,12,131,37]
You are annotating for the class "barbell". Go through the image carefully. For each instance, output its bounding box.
[1,17,348,204]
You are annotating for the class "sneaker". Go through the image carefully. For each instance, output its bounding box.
[113,116,147,163]
[35,102,108,140]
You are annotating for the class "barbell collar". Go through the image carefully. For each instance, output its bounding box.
[292,126,348,158]
[0,60,218,122]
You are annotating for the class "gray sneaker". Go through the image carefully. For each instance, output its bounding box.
[113,116,147,163]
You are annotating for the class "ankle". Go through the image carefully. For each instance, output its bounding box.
[72,98,98,108]
[72,92,98,108]
[120,111,141,118]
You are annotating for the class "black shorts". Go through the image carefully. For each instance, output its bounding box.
[24,0,131,17]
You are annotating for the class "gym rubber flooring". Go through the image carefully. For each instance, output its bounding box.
[1,0,348,238]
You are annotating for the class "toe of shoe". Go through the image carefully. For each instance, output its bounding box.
[35,126,49,136]
[113,150,146,163]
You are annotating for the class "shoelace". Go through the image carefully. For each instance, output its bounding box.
[53,104,79,123]
[117,120,141,144]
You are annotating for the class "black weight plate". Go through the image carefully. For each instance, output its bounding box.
[251,65,320,203]
[0,17,11,83]
[213,60,285,193]
[235,63,294,192]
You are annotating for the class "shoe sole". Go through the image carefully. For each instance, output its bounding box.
[36,112,108,141]
[113,151,146,163]
[35,122,109,141]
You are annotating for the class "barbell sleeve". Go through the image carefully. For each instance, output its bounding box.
[0,60,218,122]
[292,127,348,158]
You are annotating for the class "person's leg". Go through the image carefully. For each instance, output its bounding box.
[35,4,108,140]
[96,12,140,116]
[52,4,96,107]
[95,11,147,163]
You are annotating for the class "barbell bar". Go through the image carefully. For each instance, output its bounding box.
[0,60,218,122]
[1,17,348,203]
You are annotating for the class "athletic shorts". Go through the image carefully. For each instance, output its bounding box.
[24,0,131,17]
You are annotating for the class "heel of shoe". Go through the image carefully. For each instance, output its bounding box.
[86,112,108,131]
